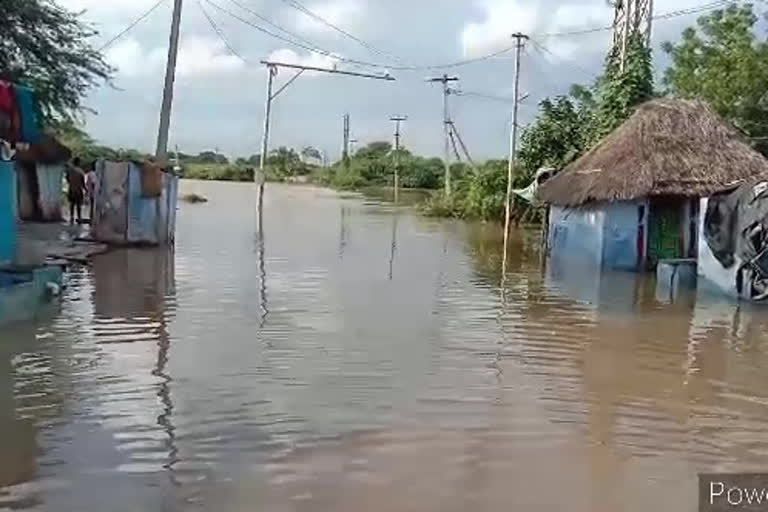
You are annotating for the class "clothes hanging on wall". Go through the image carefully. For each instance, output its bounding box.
[13,85,42,143]
[0,81,21,143]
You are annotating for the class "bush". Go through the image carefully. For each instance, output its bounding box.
[183,163,254,182]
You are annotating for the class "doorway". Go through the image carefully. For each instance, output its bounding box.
[647,198,683,268]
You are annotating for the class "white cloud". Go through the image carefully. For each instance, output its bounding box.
[266,48,339,75]
[107,36,245,79]
[462,0,611,59]
[175,36,246,78]
[292,0,363,35]
[105,38,145,77]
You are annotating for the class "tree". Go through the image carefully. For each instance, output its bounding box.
[301,146,323,163]
[518,93,594,176]
[0,0,113,122]
[593,32,654,141]
[355,141,392,160]
[267,147,306,177]
[662,4,768,152]
[195,151,229,164]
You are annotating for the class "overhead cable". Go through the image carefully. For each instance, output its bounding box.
[535,0,734,38]
[206,0,735,72]
[198,0,255,64]
[97,0,168,52]
[278,0,406,63]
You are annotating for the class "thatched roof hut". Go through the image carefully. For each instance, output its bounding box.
[537,98,768,207]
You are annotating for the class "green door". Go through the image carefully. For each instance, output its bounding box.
[648,201,682,268]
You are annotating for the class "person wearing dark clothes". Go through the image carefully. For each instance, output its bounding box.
[66,157,86,224]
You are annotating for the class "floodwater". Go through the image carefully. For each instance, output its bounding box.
[2,181,768,511]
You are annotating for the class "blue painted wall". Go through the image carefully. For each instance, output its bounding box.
[549,205,605,270]
[125,163,179,245]
[0,161,17,265]
[601,201,643,271]
[550,200,645,271]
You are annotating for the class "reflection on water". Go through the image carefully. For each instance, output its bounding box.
[3,181,768,511]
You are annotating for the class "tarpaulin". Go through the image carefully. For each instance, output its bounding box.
[704,181,768,300]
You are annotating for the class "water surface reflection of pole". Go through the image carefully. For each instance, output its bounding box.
[256,205,268,328]
[389,212,398,281]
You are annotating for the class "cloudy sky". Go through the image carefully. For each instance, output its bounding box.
[57,0,725,160]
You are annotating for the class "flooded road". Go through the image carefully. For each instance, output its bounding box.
[3,181,768,511]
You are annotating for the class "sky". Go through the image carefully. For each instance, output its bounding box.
[56,0,728,160]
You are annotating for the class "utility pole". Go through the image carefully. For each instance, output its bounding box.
[257,64,276,218]
[503,33,528,270]
[342,113,350,160]
[389,115,407,202]
[349,138,358,155]
[427,74,459,197]
[155,0,184,160]
[254,59,393,211]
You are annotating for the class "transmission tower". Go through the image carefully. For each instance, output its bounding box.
[610,0,653,71]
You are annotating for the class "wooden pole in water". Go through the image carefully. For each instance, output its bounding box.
[503,33,528,276]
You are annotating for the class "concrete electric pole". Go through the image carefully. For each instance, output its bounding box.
[427,74,459,197]
[155,0,184,160]
[503,33,528,269]
[389,115,407,202]
[254,60,393,218]
[342,113,351,161]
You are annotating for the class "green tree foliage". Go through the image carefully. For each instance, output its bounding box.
[193,151,229,164]
[0,0,113,121]
[518,93,594,175]
[662,3,768,152]
[266,146,307,178]
[593,33,654,140]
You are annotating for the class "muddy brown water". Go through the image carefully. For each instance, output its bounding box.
[2,181,768,511]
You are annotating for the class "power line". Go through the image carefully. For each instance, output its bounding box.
[97,0,168,52]
[226,0,330,54]
[207,0,734,73]
[535,0,734,38]
[206,0,515,71]
[205,0,370,66]
[529,40,596,79]
[198,0,254,64]
[279,0,405,63]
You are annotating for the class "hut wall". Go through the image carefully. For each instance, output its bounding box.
[92,161,178,246]
[16,164,36,220]
[550,200,645,271]
[549,205,605,269]
[0,161,17,265]
[601,200,646,271]
[36,164,63,221]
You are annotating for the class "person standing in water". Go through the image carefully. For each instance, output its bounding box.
[66,157,86,224]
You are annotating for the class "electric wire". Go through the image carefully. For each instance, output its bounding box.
[278,0,406,63]
[97,0,168,51]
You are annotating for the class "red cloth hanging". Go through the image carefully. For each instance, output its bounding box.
[0,81,21,142]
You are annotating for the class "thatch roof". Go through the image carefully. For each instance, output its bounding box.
[537,98,768,207]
